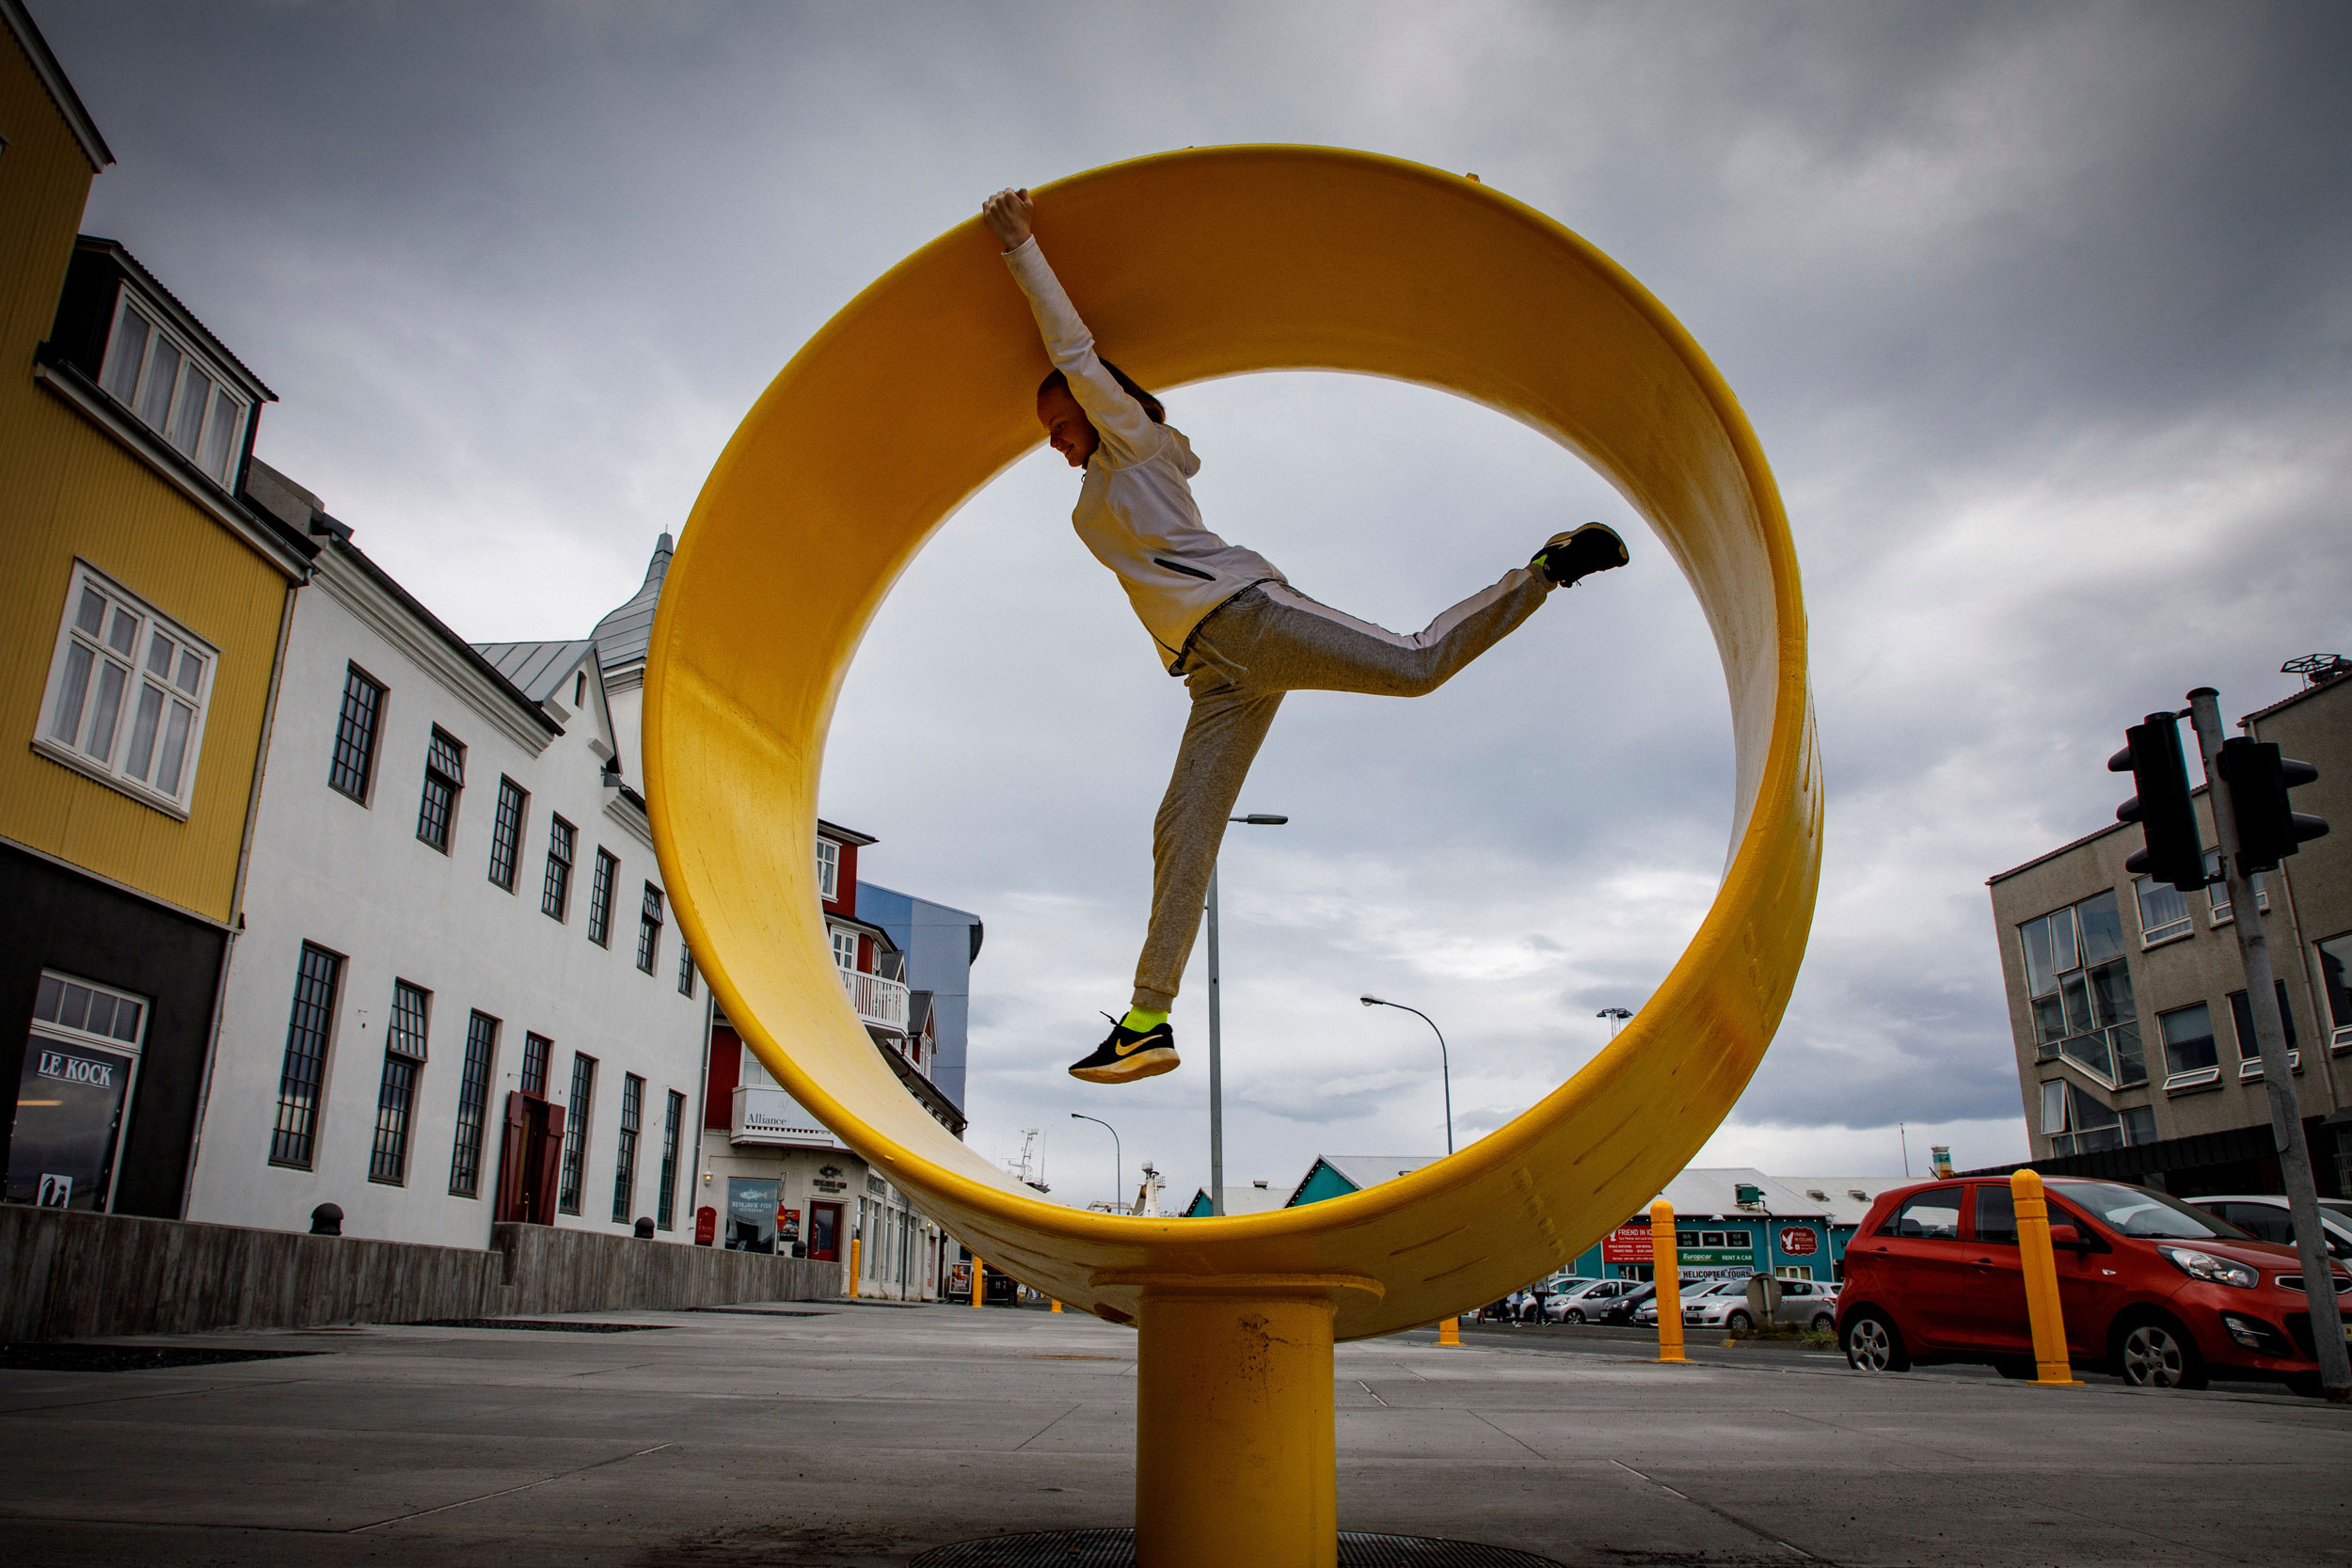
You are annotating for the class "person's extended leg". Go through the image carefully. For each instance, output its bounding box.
[1069,663,1281,1084]
[1246,565,1553,698]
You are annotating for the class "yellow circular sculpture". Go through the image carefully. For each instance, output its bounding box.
[647,145,1819,1564]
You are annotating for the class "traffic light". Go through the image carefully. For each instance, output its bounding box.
[2110,713,2204,891]
[2217,738,2328,873]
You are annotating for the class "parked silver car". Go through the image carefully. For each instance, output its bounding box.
[2186,1196,2352,1262]
[1635,1278,1736,1325]
[1543,1278,1645,1323]
[1684,1275,1841,1332]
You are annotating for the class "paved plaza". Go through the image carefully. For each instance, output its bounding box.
[2,1301,2347,1566]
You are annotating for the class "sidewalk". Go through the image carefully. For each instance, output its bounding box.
[2,1300,2346,1565]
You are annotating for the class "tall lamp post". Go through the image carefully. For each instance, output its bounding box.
[1069,1113,1122,1215]
[1359,995,1454,1154]
[1597,1006,1631,1038]
[1207,813,1287,1215]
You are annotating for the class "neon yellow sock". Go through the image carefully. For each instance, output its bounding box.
[1120,1006,1168,1032]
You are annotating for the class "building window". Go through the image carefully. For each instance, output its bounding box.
[2018,891,2143,1087]
[657,1090,685,1231]
[831,926,858,972]
[97,287,251,486]
[612,1073,644,1224]
[270,943,343,1168]
[587,848,618,947]
[2158,1002,2220,1088]
[542,816,575,920]
[449,1010,498,1197]
[487,777,528,892]
[636,883,665,974]
[558,1053,596,1213]
[677,942,696,998]
[818,837,840,901]
[2227,982,2299,1077]
[573,669,587,708]
[15,972,151,1213]
[2041,1077,2157,1156]
[416,728,465,852]
[2134,877,2193,946]
[328,664,385,802]
[520,1031,551,1097]
[370,981,430,1185]
[2205,853,2271,926]
[2320,932,2352,1052]
[36,562,215,814]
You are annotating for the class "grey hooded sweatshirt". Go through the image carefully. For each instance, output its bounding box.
[1002,236,1285,673]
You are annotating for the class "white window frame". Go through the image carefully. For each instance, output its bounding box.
[96,284,251,488]
[2133,876,2194,947]
[2205,854,2270,927]
[24,970,151,1214]
[34,560,216,817]
[830,924,858,973]
[2157,1001,2222,1090]
[2227,986,2299,1078]
[817,837,840,902]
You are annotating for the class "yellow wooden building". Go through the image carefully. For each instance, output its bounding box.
[2,0,315,1218]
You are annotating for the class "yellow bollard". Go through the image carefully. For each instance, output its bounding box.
[848,1237,860,1299]
[1435,1316,1461,1347]
[2011,1170,2079,1386]
[1051,1298,1063,1312]
[1651,1200,1686,1364]
[972,1256,986,1309]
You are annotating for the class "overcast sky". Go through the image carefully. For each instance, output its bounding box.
[38,1,2352,1210]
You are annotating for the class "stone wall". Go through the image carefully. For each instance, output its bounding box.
[0,1206,841,1340]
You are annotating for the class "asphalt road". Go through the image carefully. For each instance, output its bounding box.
[2,1300,2345,1566]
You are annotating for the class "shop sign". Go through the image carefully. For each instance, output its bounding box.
[694,1205,717,1245]
[1676,1247,1756,1267]
[779,1206,802,1242]
[1600,1224,1654,1263]
[37,1050,115,1087]
[813,1179,847,1194]
[1778,1227,1820,1256]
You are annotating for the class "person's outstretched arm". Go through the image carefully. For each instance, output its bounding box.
[982,187,1162,466]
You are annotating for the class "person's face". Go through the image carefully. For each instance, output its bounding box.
[1037,383,1099,467]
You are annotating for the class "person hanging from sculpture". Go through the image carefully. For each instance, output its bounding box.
[980,187,1630,1085]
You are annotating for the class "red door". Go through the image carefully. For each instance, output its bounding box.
[806,1201,843,1262]
[494,1092,564,1225]
[1872,1185,1971,1350]
[1960,1180,2032,1354]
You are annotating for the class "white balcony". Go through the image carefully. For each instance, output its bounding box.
[731,1085,847,1148]
[839,965,909,1033]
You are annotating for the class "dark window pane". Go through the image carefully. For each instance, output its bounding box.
[2020,917,2056,997]
[329,667,384,800]
[1879,1188,1963,1240]
[388,980,429,1062]
[449,1011,498,1197]
[2076,892,2125,967]
[2319,933,2352,1032]
[587,849,617,947]
[1975,1184,2017,1245]
[369,1054,417,1184]
[417,729,465,852]
[636,883,664,974]
[520,1032,551,1098]
[272,945,342,1167]
[612,1073,644,1224]
[558,1054,596,1213]
[657,1090,684,1230]
[542,816,575,920]
[487,778,527,892]
[2160,1004,2218,1077]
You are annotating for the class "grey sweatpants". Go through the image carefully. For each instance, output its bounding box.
[1131,568,1553,1009]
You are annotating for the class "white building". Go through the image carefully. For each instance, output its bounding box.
[185,466,707,1248]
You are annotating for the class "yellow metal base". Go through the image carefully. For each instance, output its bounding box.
[1133,1281,1352,1568]
[1435,1316,1461,1348]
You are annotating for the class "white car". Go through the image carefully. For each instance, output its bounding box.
[1684,1276,1841,1333]
[1543,1278,1645,1323]
[2186,1195,2352,1263]
[1635,1279,1736,1325]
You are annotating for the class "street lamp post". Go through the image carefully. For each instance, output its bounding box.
[1360,996,1453,1154]
[1207,814,1287,1216]
[1069,1112,1121,1215]
[1597,1006,1631,1038]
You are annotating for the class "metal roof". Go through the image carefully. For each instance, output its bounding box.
[473,639,593,705]
[1768,1176,1915,1228]
[1184,1183,1288,1217]
[1647,1167,1829,1221]
[591,532,672,673]
[1285,1154,1440,1206]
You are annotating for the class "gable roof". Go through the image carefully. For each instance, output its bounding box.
[1183,1183,1288,1217]
[1648,1167,1828,1221]
[2,0,111,170]
[475,639,594,705]
[1285,1153,1440,1207]
[591,532,672,674]
[1771,1177,1915,1228]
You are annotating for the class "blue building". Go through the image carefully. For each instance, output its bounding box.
[856,881,982,1115]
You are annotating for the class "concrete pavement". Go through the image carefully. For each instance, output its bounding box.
[2,1300,2346,1566]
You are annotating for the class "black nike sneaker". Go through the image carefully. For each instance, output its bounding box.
[1069,1013,1180,1085]
[1534,522,1629,587]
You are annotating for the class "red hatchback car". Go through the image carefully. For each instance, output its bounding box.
[1837,1175,2352,1393]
